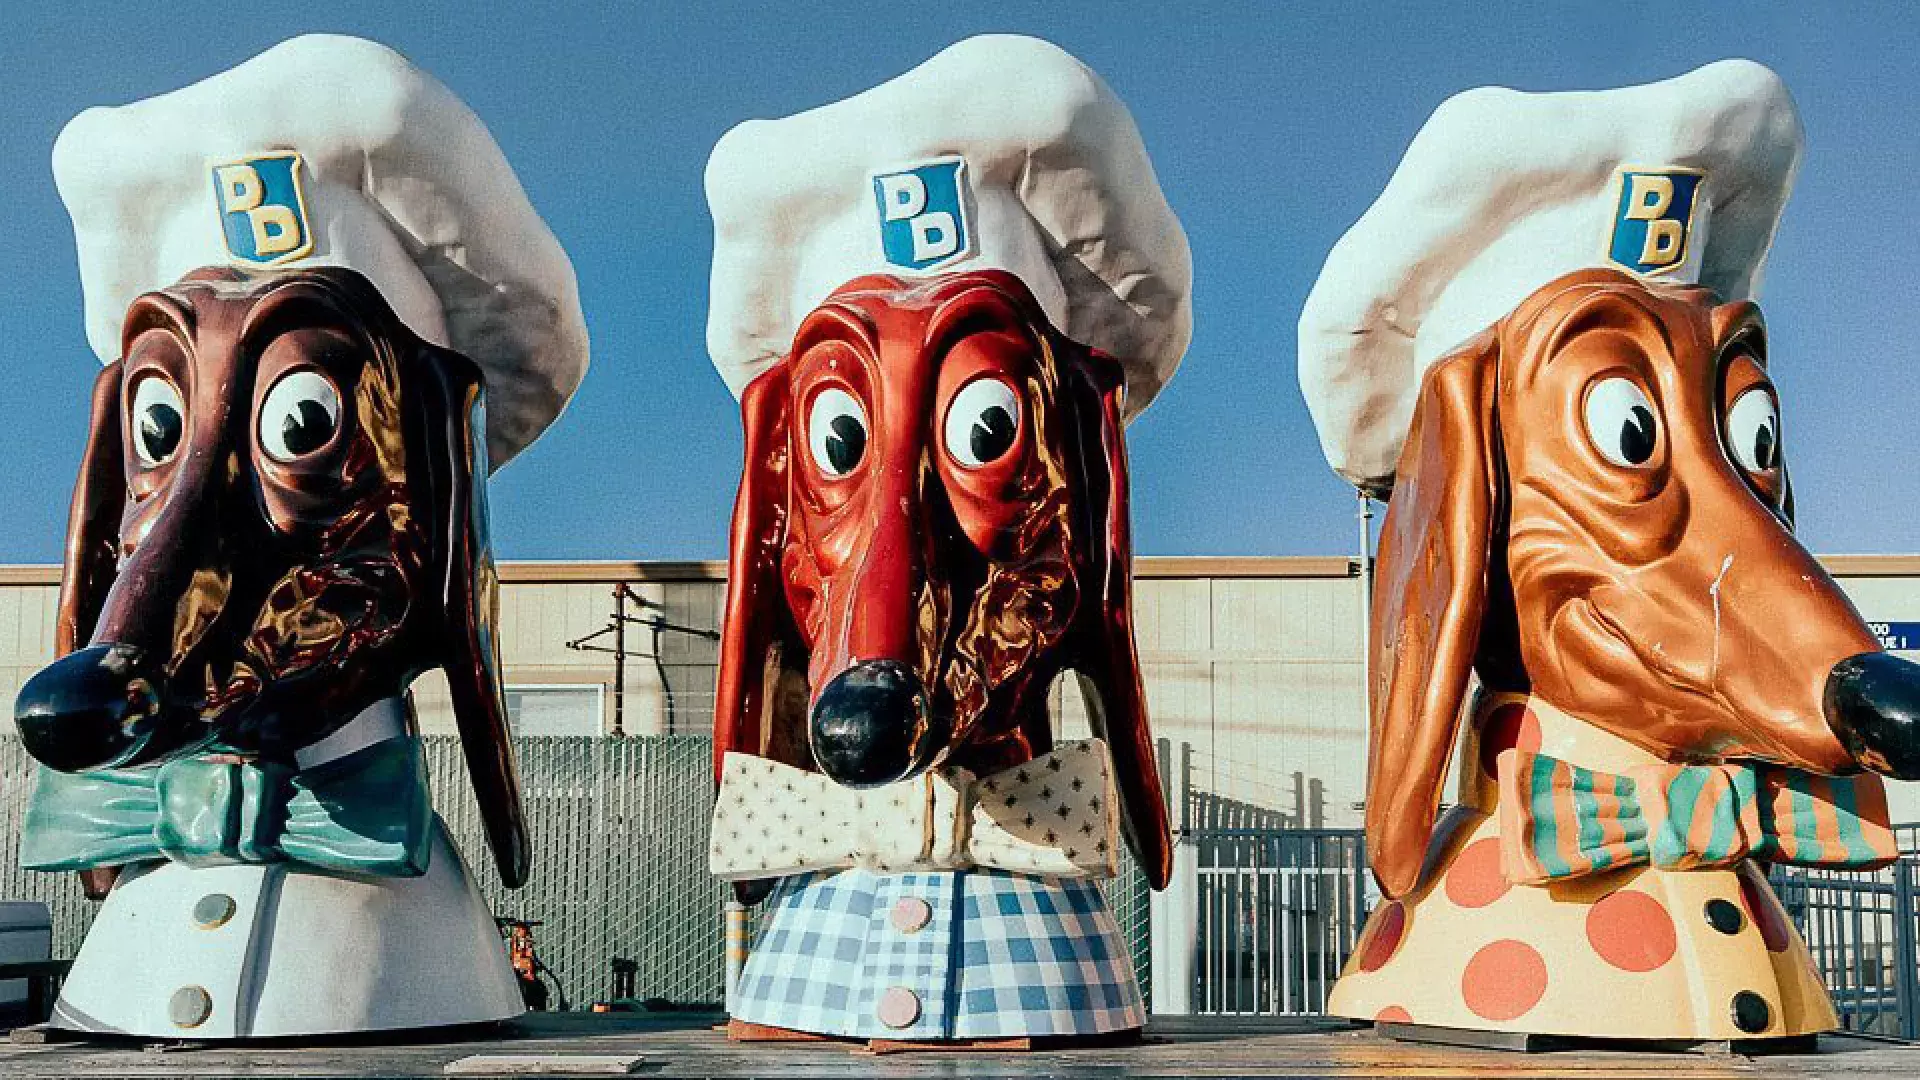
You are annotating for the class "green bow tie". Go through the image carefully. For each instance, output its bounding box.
[19,737,433,878]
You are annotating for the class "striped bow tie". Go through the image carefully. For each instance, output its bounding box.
[708,740,1119,881]
[1495,747,1896,884]
[19,737,434,878]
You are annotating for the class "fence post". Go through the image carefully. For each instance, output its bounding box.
[1151,739,1198,1015]
[723,900,749,1015]
[1893,858,1919,1042]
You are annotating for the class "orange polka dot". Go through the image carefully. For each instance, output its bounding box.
[1739,865,1793,953]
[1356,901,1406,973]
[1375,1006,1412,1024]
[1461,939,1547,1021]
[1478,702,1542,778]
[1586,889,1677,972]
[1444,838,1511,909]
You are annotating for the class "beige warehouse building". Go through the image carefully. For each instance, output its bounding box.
[3,554,1919,826]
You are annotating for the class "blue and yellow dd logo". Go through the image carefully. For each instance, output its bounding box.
[871,156,973,273]
[1608,168,1703,276]
[211,152,313,267]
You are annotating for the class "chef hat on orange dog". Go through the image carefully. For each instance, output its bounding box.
[1298,59,1802,492]
[705,34,1192,423]
[52,34,587,468]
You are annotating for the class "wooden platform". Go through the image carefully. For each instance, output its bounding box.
[0,1013,1915,1077]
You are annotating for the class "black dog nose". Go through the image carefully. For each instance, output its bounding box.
[1826,651,1920,780]
[809,659,948,788]
[15,643,169,772]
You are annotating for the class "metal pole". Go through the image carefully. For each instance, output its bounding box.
[611,583,626,737]
[1356,490,1375,715]
[1892,858,1918,1041]
[724,900,750,1015]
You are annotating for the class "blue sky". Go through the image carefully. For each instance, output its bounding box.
[1,3,1916,561]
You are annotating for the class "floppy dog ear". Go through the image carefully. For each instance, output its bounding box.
[56,362,126,657]
[1366,333,1502,899]
[713,365,807,784]
[417,348,529,889]
[60,362,129,900]
[1062,351,1172,890]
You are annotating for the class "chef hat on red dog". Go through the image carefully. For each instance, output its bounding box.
[705,34,1192,423]
[52,34,587,469]
[1298,59,1801,492]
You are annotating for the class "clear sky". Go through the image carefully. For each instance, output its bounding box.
[2,3,1916,562]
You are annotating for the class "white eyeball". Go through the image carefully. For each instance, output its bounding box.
[807,388,868,477]
[259,369,342,462]
[130,375,186,467]
[944,378,1021,468]
[1725,387,1781,473]
[1584,377,1659,467]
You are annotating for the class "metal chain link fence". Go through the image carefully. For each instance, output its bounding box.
[0,734,1155,1013]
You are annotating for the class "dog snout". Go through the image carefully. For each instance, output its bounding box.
[808,659,949,788]
[1825,652,1920,780]
[15,643,173,771]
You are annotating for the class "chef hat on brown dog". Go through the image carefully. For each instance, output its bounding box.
[1298,59,1801,493]
[53,33,588,469]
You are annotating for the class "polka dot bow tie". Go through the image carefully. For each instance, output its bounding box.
[1495,747,1897,885]
[708,740,1120,881]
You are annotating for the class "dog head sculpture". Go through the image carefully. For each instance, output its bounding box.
[15,265,528,885]
[1367,268,1920,898]
[713,268,1171,886]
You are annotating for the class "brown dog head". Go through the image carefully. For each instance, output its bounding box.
[1369,267,1920,898]
[15,265,527,886]
[713,268,1171,888]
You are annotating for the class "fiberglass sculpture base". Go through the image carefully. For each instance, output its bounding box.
[1328,692,1881,1040]
[37,701,523,1039]
[702,35,1190,1045]
[13,35,589,1041]
[1298,63,1920,1046]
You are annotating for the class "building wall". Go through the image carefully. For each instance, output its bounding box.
[4,555,1920,827]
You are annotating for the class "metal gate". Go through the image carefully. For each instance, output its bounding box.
[1193,828,1369,1015]
[1773,856,1920,1039]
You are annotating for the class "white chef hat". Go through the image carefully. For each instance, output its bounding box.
[52,33,588,469]
[705,34,1191,422]
[1298,59,1802,491]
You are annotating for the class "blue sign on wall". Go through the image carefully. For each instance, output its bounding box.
[1868,622,1920,651]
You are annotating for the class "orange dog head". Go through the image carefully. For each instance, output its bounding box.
[1369,268,1920,898]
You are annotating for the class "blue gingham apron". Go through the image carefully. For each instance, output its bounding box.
[731,867,1145,1040]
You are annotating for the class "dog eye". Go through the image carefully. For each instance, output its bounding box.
[130,375,186,467]
[807,387,868,477]
[1584,377,1658,467]
[1725,387,1780,473]
[944,377,1021,469]
[259,369,342,462]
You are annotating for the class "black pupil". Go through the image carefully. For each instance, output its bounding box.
[825,414,866,474]
[970,405,1016,463]
[280,399,336,457]
[1619,405,1656,464]
[1752,421,1776,469]
[139,404,182,462]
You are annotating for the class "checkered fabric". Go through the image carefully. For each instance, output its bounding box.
[731,868,1145,1040]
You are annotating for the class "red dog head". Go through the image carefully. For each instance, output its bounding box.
[714,269,1171,887]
